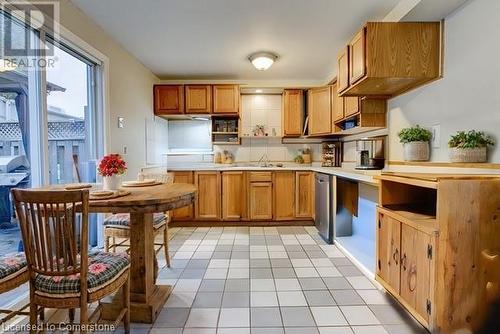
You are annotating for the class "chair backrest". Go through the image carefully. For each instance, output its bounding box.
[12,189,89,281]
[141,167,173,185]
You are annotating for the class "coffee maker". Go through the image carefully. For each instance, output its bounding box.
[355,138,385,170]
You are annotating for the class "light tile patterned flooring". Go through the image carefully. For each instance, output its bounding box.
[146,226,427,334]
[4,226,428,333]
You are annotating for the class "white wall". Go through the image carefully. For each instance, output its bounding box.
[39,0,160,179]
[387,0,500,162]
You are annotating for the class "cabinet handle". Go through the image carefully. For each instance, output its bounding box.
[393,249,399,265]
[401,253,407,271]
[409,264,417,292]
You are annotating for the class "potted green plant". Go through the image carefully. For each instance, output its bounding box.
[398,125,432,161]
[448,130,495,163]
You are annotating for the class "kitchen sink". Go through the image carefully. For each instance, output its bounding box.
[228,162,285,168]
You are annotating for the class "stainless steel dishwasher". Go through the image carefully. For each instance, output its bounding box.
[315,173,333,243]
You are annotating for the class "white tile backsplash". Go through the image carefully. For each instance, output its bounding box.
[166,95,321,163]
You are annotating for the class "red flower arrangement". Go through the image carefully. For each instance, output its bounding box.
[97,154,127,177]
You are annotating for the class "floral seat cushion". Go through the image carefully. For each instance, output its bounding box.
[104,212,166,228]
[0,253,27,283]
[34,251,129,297]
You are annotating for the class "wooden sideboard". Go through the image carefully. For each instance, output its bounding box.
[375,172,500,333]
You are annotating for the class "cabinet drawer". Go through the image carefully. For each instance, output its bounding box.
[249,172,272,182]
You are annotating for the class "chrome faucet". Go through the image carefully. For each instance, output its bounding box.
[258,154,271,167]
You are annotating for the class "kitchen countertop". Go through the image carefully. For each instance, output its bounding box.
[167,162,381,185]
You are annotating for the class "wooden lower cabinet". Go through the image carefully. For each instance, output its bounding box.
[194,171,221,220]
[295,172,314,218]
[274,172,295,220]
[172,171,194,220]
[222,171,247,220]
[172,170,315,223]
[377,211,401,292]
[400,224,432,323]
[249,181,273,220]
[377,207,437,330]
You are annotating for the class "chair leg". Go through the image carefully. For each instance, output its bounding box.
[69,308,75,322]
[39,307,45,321]
[29,303,37,334]
[164,227,171,268]
[80,302,88,334]
[105,235,110,252]
[122,274,130,334]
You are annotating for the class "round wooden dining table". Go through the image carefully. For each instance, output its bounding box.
[43,182,196,324]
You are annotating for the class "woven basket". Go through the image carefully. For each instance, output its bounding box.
[403,141,430,161]
[449,147,487,163]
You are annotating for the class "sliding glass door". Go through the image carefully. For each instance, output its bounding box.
[45,38,99,185]
[0,10,103,258]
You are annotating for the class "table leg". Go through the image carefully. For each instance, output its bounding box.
[101,212,171,323]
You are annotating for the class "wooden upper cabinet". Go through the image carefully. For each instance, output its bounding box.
[344,97,359,117]
[185,85,212,114]
[282,90,304,137]
[400,224,432,323]
[194,171,221,220]
[171,171,194,220]
[340,22,441,97]
[274,172,295,220]
[337,47,349,94]
[222,171,247,220]
[308,86,332,136]
[377,212,401,293]
[331,84,344,122]
[154,85,184,115]
[349,28,366,85]
[295,172,314,218]
[213,85,240,114]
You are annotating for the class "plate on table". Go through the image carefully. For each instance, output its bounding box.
[65,183,92,190]
[90,190,114,197]
[122,179,160,187]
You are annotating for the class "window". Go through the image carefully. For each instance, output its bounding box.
[45,39,99,184]
[0,9,104,259]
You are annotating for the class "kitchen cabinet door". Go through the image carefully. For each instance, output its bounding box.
[213,85,240,114]
[249,182,273,220]
[194,171,221,220]
[400,224,432,322]
[308,87,332,136]
[222,171,247,220]
[337,46,349,93]
[331,84,344,122]
[344,97,359,117]
[185,85,212,114]
[283,89,303,137]
[274,172,295,220]
[154,85,184,115]
[349,28,366,85]
[377,211,401,293]
[295,172,314,218]
[172,171,194,220]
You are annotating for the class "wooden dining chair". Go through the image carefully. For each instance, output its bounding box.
[0,252,30,325]
[12,189,131,333]
[104,171,173,267]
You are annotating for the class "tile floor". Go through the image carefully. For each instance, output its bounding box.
[5,226,428,333]
[147,226,427,334]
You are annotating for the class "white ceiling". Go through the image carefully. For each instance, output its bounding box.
[70,0,400,83]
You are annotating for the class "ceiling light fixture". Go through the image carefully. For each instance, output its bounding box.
[249,52,278,71]
[255,89,263,93]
